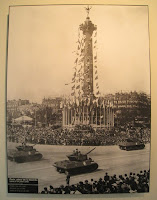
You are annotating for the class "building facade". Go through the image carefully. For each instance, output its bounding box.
[42,97,62,113]
[7,99,30,113]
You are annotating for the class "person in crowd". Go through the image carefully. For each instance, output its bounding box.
[104,172,110,181]
[66,173,71,186]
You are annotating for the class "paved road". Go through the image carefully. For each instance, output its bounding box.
[7,142,150,193]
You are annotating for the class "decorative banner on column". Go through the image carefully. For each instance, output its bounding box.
[92,30,100,97]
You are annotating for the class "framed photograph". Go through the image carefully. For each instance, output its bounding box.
[6,4,151,195]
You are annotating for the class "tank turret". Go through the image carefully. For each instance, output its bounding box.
[16,143,37,152]
[53,147,98,175]
[67,147,96,161]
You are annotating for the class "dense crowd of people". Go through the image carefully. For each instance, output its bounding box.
[40,170,150,194]
[7,125,150,146]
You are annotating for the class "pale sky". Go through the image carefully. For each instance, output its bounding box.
[7,5,150,103]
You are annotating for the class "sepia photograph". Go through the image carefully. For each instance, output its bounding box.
[7,5,151,194]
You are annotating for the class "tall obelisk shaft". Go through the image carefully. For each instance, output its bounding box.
[80,17,97,98]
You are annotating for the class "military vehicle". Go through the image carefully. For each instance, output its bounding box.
[8,143,43,163]
[119,138,145,151]
[53,147,98,175]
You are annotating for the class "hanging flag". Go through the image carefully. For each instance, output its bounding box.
[76,39,81,44]
[87,98,90,106]
[77,73,80,77]
[78,62,82,66]
[84,70,89,76]
[96,98,99,107]
[77,72,82,77]
[68,102,71,109]
[60,101,63,108]
[102,100,105,108]
[95,76,98,80]
[86,84,91,92]
[73,72,76,77]
[78,57,84,63]
[79,65,82,71]
[75,58,78,64]
[86,78,90,83]
[94,55,97,60]
[94,31,97,37]
[76,85,80,89]
[78,90,81,96]
[72,77,75,82]
[79,54,84,59]
[81,38,84,46]
[78,29,80,38]
[84,97,87,106]
[94,40,97,44]
[76,99,79,106]
[107,100,110,107]
[71,92,75,96]
[92,98,96,104]
[95,70,97,74]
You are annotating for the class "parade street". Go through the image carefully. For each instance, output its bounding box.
[8,143,150,193]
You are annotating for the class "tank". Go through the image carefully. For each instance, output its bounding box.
[53,147,98,175]
[119,138,145,151]
[8,143,43,163]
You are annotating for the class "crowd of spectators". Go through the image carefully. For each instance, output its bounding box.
[41,170,150,194]
[7,125,150,146]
